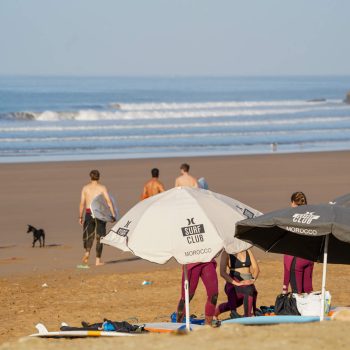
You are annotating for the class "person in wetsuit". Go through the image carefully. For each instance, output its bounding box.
[141,168,165,200]
[216,249,259,318]
[79,169,116,266]
[176,260,219,325]
[283,191,314,294]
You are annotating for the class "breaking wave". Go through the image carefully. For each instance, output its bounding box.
[1,99,347,122]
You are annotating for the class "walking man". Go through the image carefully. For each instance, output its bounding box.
[175,163,198,187]
[141,168,165,200]
[79,169,116,266]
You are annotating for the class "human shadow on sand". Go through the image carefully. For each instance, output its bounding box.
[105,257,141,264]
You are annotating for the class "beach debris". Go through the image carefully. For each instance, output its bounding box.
[142,280,153,285]
[42,283,48,288]
[76,264,90,269]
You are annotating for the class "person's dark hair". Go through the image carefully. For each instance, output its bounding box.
[151,168,159,178]
[180,163,190,172]
[90,169,100,181]
[291,191,307,206]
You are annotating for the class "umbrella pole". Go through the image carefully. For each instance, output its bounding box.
[183,265,191,331]
[320,235,329,321]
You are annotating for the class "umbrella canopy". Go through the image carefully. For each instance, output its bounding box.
[102,187,261,330]
[235,203,350,321]
[102,187,261,265]
[331,193,350,208]
[235,204,350,264]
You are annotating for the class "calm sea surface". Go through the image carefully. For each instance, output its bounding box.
[1,76,350,163]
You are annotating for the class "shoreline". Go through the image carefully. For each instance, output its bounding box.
[2,147,350,165]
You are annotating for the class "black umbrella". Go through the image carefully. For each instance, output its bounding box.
[235,204,350,320]
[331,193,350,208]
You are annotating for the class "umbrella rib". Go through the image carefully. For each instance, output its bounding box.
[317,235,327,263]
[265,230,288,252]
[124,192,170,252]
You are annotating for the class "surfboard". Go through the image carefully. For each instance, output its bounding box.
[222,315,321,325]
[90,193,117,223]
[144,322,202,333]
[30,323,138,338]
[197,177,209,190]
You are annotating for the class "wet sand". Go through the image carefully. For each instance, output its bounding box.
[1,151,350,348]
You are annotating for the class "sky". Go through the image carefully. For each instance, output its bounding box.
[0,0,349,76]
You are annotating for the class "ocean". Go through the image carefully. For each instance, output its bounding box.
[1,76,350,163]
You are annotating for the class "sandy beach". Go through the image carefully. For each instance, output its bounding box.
[1,151,350,349]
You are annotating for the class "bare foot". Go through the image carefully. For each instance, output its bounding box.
[95,258,104,266]
[82,253,89,265]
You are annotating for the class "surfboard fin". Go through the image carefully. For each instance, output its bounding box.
[35,323,49,335]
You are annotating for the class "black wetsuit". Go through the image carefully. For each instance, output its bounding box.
[83,208,106,258]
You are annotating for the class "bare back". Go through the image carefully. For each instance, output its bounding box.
[142,179,165,199]
[175,173,198,188]
[82,182,108,208]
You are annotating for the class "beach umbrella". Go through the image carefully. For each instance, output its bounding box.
[331,193,350,208]
[235,204,350,321]
[102,187,261,330]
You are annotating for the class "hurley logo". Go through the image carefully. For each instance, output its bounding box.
[243,208,254,219]
[292,212,320,224]
[181,218,205,244]
[115,220,132,237]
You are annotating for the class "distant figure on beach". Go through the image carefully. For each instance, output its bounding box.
[175,163,198,188]
[141,168,165,200]
[79,169,116,266]
[216,249,259,318]
[283,192,314,293]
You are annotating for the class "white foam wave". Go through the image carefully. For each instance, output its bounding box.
[1,116,350,133]
[5,104,348,122]
[2,127,350,143]
[116,99,341,111]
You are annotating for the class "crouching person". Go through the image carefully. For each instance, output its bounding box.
[216,249,259,318]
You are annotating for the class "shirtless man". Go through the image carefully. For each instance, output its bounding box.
[175,163,198,188]
[79,169,116,266]
[141,168,165,200]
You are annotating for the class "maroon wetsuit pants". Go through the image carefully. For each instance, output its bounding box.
[284,255,314,293]
[177,261,218,321]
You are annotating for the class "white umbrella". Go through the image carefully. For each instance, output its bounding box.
[102,187,261,330]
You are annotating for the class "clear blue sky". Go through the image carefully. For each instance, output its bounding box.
[0,0,349,76]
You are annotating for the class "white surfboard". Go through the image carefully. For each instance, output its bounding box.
[90,193,118,223]
[30,323,138,338]
[144,322,202,333]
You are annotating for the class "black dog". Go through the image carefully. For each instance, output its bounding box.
[27,225,45,248]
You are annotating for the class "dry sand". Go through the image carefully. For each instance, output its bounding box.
[1,151,350,349]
